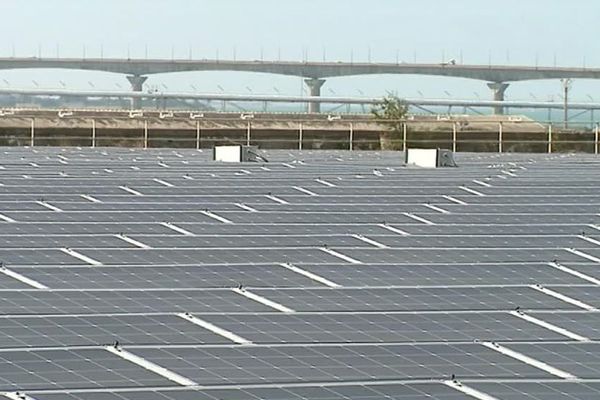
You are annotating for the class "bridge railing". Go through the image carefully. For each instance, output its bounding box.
[1,117,599,154]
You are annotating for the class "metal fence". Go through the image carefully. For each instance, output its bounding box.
[5,117,600,153]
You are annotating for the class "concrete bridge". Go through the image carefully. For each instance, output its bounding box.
[1,57,598,113]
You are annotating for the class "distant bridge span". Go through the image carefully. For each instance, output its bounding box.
[1,57,599,81]
[1,57,598,113]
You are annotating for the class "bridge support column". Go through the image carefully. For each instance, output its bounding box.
[304,78,325,113]
[487,82,509,115]
[126,75,148,109]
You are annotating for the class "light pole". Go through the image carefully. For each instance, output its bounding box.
[588,95,594,127]
[561,79,573,129]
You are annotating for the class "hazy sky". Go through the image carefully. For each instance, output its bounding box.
[1,0,599,101]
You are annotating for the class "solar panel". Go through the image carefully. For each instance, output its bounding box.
[198,311,567,343]
[0,314,230,347]
[252,286,583,311]
[506,342,600,377]
[22,383,475,400]
[0,148,599,399]
[12,265,317,289]
[471,381,600,400]
[545,286,600,308]
[128,342,554,385]
[0,289,270,314]
[0,349,172,390]
[301,263,588,286]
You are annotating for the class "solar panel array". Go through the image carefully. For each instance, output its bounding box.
[0,147,599,399]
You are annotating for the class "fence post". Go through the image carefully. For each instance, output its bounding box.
[196,120,201,150]
[143,119,148,149]
[246,120,251,146]
[452,122,457,153]
[595,123,599,155]
[91,119,96,148]
[548,124,552,154]
[402,122,407,152]
[30,118,35,147]
[349,122,354,151]
[498,122,503,153]
[299,122,303,150]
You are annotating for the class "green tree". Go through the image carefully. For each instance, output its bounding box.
[371,94,409,150]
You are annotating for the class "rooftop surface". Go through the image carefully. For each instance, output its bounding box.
[0,148,599,399]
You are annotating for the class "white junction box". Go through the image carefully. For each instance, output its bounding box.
[214,145,243,162]
[213,145,263,162]
[405,148,457,168]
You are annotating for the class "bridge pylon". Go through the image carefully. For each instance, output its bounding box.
[304,78,326,113]
[487,82,509,115]
[126,75,148,109]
